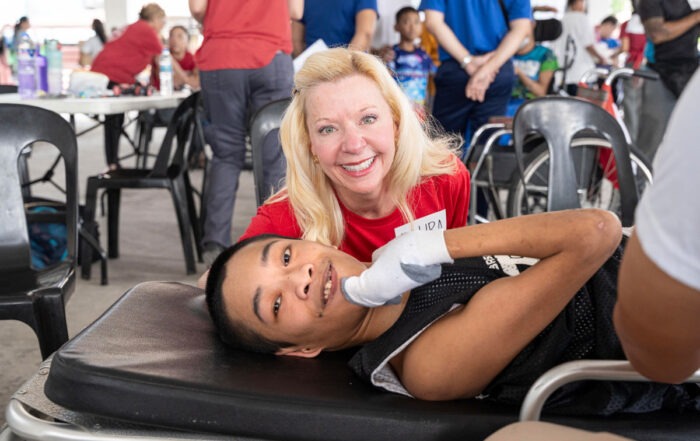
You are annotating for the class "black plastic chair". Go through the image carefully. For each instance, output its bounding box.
[0,103,78,360]
[248,98,291,207]
[511,96,640,227]
[81,93,202,279]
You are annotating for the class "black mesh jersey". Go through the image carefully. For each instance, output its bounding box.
[349,242,700,415]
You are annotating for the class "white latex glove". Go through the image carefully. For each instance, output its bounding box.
[341,229,454,307]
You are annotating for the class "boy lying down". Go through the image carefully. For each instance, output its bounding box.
[204,209,700,415]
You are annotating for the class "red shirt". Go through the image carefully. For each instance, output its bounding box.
[91,19,163,84]
[620,20,646,70]
[240,159,471,262]
[195,0,293,71]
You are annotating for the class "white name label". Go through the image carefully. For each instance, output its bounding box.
[394,209,447,237]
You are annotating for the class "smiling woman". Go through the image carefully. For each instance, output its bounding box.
[237,48,471,264]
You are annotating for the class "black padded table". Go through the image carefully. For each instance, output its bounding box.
[41,282,700,441]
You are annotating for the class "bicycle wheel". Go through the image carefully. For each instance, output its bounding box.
[506,138,653,220]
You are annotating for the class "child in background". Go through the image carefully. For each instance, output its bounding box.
[596,15,621,67]
[387,6,436,117]
[509,24,559,114]
[168,25,199,90]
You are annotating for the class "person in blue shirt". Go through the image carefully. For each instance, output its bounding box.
[292,0,377,56]
[420,0,531,154]
[387,6,437,114]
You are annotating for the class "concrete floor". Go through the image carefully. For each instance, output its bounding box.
[0,113,258,427]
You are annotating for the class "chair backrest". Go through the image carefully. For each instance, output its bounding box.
[511,96,638,226]
[150,92,200,178]
[249,98,291,207]
[0,104,78,283]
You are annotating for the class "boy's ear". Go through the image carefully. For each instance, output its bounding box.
[394,23,400,32]
[276,346,323,359]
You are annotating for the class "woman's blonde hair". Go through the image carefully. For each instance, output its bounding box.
[274,48,461,247]
[139,3,165,21]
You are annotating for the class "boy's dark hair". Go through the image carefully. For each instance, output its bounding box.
[395,6,419,23]
[205,234,294,354]
[601,15,618,26]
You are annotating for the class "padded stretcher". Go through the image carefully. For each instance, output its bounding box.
[5,282,700,441]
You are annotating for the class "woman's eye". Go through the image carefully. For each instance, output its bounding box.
[273,296,282,316]
[319,126,335,135]
[361,115,377,125]
[283,247,291,266]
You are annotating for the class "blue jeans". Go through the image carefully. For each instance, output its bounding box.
[432,59,515,158]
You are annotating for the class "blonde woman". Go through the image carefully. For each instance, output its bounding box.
[239,48,471,263]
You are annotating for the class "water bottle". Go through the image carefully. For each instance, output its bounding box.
[35,43,48,94]
[158,48,173,96]
[46,39,63,96]
[17,34,37,99]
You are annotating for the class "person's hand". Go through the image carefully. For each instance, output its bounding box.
[378,45,395,63]
[341,230,454,307]
[464,53,493,76]
[466,63,498,102]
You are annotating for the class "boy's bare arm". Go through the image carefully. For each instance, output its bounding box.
[395,209,622,400]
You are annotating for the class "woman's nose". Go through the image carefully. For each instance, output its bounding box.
[342,126,366,153]
[290,263,314,300]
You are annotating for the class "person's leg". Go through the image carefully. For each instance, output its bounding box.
[432,59,475,145]
[200,69,250,254]
[248,52,294,201]
[621,77,642,146]
[104,113,125,168]
[637,75,676,162]
[468,62,515,220]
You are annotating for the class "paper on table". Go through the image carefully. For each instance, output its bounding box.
[293,39,328,73]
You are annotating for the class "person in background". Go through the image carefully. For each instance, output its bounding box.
[556,0,609,96]
[189,0,303,266]
[237,48,470,264]
[0,36,11,84]
[386,6,436,116]
[79,19,107,67]
[292,0,377,57]
[614,70,700,385]
[11,16,30,61]
[510,22,559,109]
[595,15,621,67]
[618,2,646,145]
[420,0,531,153]
[168,25,199,91]
[635,0,699,161]
[90,3,165,169]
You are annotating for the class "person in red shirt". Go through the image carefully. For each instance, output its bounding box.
[189,0,303,265]
[169,25,199,90]
[238,48,470,264]
[91,3,165,169]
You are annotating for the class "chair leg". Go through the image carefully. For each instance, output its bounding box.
[106,188,121,259]
[79,226,108,285]
[184,172,203,262]
[33,288,69,360]
[81,178,100,280]
[170,178,197,274]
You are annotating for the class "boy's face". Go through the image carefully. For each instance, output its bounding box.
[395,11,422,42]
[599,23,616,39]
[222,237,368,356]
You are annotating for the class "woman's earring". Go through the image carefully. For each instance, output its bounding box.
[312,155,320,164]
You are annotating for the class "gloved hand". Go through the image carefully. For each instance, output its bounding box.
[341,229,453,307]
